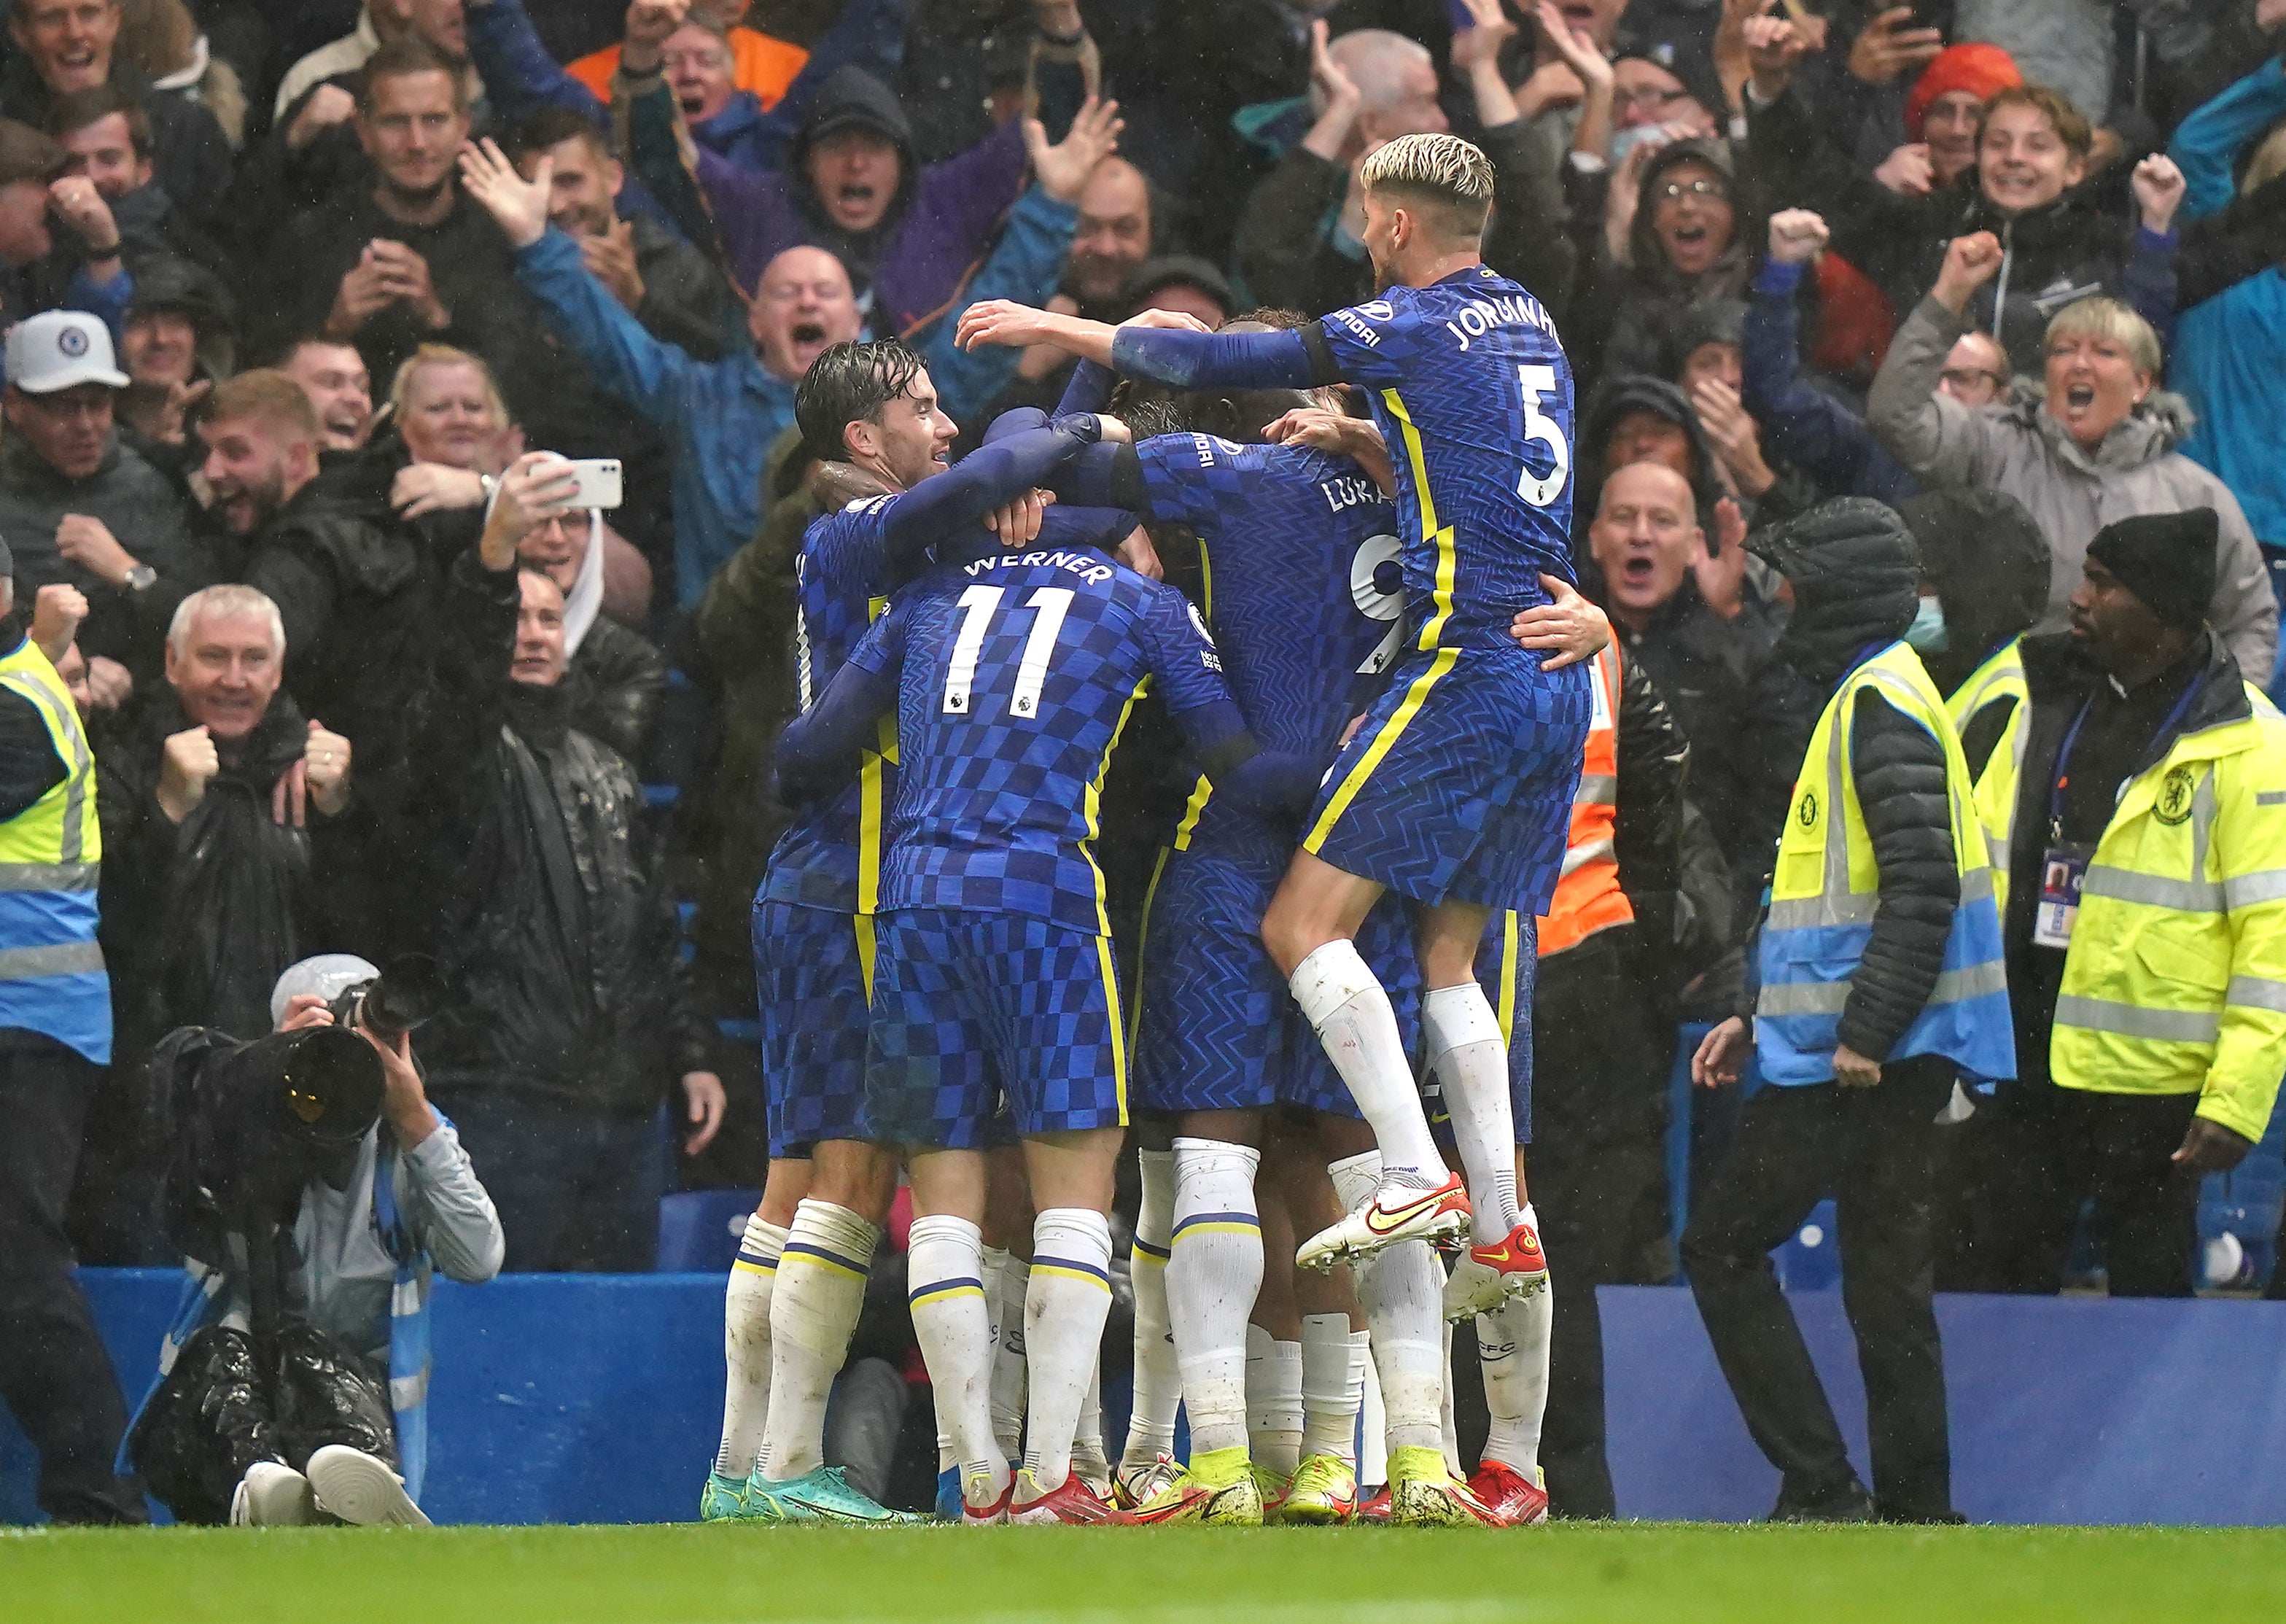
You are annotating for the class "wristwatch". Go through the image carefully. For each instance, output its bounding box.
[124,564,157,591]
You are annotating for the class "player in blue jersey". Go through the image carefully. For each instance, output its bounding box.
[774,502,1318,1527]
[709,338,1109,1528]
[958,134,1592,1351]
[1043,328,1606,1526]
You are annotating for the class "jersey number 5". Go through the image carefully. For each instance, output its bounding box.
[1516,363,1569,508]
[943,584,1075,718]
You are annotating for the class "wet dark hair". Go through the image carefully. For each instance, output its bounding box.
[796,338,925,465]
[505,105,615,166]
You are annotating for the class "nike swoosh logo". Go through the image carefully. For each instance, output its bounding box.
[1364,1189,1447,1235]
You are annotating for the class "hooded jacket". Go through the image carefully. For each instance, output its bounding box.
[621,61,1030,333]
[1896,486,2053,699]
[408,554,708,1114]
[1746,81,2178,377]
[1746,499,1964,1060]
[1574,375,1729,551]
[1867,291,2277,680]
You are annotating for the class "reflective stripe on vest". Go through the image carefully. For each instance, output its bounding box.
[1754,642,2015,1087]
[1945,640,2029,914]
[2050,685,2286,1134]
[0,638,109,1064]
[1538,640,1632,958]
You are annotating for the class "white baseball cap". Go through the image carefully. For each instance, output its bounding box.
[7,310,128,394]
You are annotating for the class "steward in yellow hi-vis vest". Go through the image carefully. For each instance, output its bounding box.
[0,615,108,1063]
[1683,499,2004,1523]
[1952,510,2286,1298]
[0,556,147,1528]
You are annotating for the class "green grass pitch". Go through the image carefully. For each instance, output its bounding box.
[9,1523,2286,1624]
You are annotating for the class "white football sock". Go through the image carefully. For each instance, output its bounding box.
[1019,1208,1113,1494]
[759,1200,878,1483]
[712,1213,786,1479]
[990,1252,1030,1460]
[1358,1239,1445,1454]
[1300,1316,1368,1466]
[1440,1322,1464,1478]
[1360,1343,1388,1487]
[1423,983,1520,1236]
[1478,1226,1552,1481]
[908,1213,1008,1510]
[1291,942,1442,1180]
[1166,1137,1262,1458]
[1121,1146,1180,1470]
[1245,1326,1304,1477]
[1073,1358,1110,1492]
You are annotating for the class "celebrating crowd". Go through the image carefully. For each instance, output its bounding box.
[3,0,2285,1534]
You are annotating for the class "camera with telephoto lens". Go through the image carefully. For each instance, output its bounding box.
[326,954,447,1044]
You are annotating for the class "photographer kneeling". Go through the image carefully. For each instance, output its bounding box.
[125,955,505,1527]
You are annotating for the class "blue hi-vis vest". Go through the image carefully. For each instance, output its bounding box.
[1755,641,2016,1087]
[0,634,109,1063]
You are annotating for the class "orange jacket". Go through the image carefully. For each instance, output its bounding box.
[569,27,808,110]
[1538,639,1633,957]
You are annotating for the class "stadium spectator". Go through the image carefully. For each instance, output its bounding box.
[114,260,235,453]
[404,452,722,1272]
[99,583,365,1054]
[1582,452,1807,922]
[276,335,376,453]
[273,0,486,125]
[1947,511,2286,1298]
[1235,25,1449,316]
[1748,32,2182,377]
[1741,209,2010,506]
[1687,498,2014,1526]
[501,105,733,361]
[1578,135,1752,389]
[1867,239,2277,680]
[257,36,664,526]
[0,309,206,685]
[2166,50,2286,689]
[115,0,249,152]
[560,0,809,112]
[513,473,664,758]
[0,120,136,345]
[1,0,233,233]
[614,0,1095,325]
[199,370,432,796]
[47,82,232,285]
[126,955,504,1527]
[0,548,147,1525]
[459,87,1111,605]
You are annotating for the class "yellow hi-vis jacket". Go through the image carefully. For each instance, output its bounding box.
[1946,638,2030,915]
[2047,667,2286,1142]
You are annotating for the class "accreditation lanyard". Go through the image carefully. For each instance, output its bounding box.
[2034,675,2205,949]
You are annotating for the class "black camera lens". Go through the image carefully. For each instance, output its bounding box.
[268,1026,386,1147]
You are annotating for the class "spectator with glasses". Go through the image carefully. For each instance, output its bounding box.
[1579,135,1757,391]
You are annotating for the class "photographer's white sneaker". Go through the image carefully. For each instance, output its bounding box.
[305,1445,432,1527]
[230,1461,316,1526]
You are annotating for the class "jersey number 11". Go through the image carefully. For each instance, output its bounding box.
[943,585,1075,718]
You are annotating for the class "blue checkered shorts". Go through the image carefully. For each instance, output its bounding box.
[863,909,1129,1149]
[1421,909,1537,1146]
[1303,647,1590,914]
[753,898,873,1157]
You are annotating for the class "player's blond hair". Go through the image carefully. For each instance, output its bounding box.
[1358,132,1495,238]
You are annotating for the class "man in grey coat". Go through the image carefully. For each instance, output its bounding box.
[1867,230,2275,682]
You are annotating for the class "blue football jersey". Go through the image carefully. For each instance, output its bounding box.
[760,494,903,914]
[848,545,1235,934]
[1134,433,1401,863]
[1318,265,1577,650]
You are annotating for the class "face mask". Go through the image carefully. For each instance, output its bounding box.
[1905,594,1950,653]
